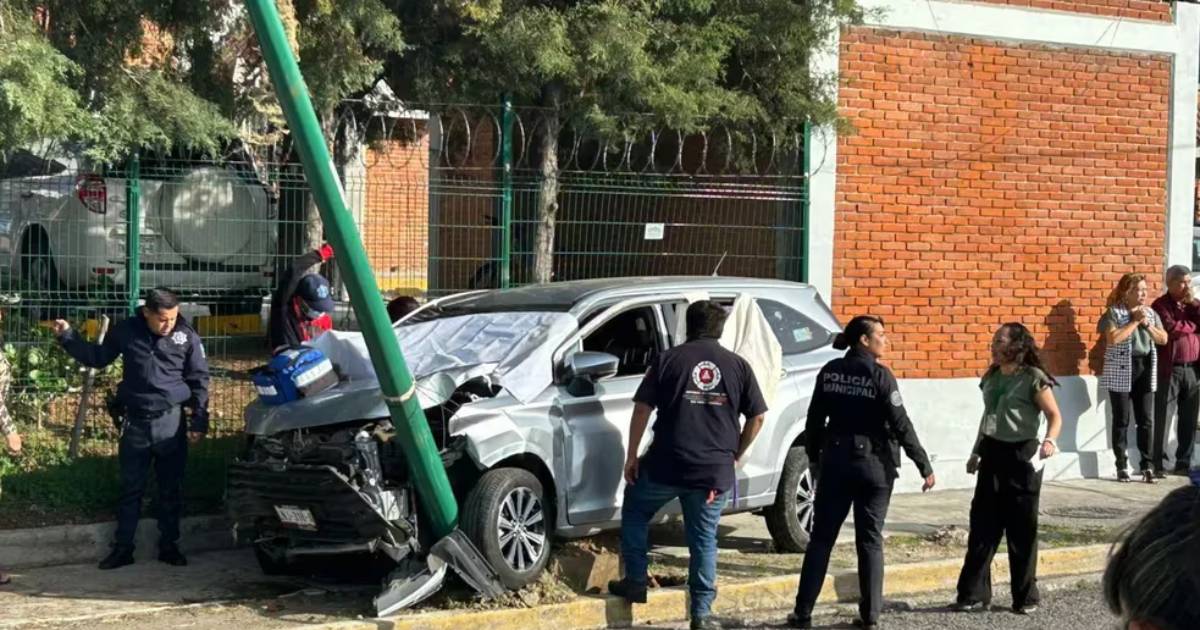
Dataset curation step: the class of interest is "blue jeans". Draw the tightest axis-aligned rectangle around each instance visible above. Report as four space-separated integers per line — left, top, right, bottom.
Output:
619 474 728 619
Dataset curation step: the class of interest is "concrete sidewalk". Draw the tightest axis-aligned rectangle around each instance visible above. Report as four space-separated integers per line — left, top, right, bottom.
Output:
0 477 1187 629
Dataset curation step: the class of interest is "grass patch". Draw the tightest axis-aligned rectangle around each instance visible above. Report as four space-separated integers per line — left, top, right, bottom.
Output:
0 430 241 529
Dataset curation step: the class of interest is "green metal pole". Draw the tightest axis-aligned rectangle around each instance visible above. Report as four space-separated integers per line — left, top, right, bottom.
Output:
800 121 811 284
498 96 514 289
126 153 141 314
244 0 459 538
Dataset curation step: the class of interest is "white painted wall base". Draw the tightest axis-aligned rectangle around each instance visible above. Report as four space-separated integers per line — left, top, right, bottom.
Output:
890 376 1184 494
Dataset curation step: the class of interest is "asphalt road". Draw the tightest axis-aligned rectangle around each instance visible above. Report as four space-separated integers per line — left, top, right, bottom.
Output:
654 575 1119 630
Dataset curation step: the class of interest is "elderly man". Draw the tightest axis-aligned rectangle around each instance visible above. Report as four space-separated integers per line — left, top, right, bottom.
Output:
1150 265 1200 478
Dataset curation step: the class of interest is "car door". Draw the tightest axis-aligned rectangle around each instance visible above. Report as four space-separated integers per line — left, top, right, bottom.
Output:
553 295 681 527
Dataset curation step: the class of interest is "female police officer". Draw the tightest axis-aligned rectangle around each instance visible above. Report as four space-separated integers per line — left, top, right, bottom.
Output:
788 315 936 630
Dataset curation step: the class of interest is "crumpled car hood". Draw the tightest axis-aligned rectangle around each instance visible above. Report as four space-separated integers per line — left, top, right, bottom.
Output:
244 311 578 435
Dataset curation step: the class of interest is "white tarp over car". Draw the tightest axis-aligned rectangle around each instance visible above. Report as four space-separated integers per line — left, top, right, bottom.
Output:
310 311 579 408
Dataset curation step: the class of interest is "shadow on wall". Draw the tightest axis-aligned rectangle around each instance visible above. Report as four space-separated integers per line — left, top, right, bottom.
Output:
1042 300 1100 477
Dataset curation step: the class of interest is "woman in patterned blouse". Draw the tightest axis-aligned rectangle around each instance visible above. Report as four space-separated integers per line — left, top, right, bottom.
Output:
0 294 21 585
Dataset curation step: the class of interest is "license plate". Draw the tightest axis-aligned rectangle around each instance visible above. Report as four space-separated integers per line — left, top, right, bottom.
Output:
274 505 317 530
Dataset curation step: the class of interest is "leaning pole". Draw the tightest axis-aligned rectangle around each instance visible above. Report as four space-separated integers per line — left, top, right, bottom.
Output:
243 0 503 613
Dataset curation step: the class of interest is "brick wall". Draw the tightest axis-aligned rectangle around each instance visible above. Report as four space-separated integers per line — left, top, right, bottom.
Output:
967 0 1172 21
362 127 431 295
834 28 1171 378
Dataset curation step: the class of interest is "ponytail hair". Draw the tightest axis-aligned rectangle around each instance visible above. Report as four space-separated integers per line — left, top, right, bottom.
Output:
834 315 885 351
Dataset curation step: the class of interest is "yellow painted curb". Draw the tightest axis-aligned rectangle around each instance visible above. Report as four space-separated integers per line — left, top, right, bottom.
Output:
314 544 1110 630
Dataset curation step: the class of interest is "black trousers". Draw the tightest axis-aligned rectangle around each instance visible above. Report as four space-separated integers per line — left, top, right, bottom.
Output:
956 437 1042 609
1153 363 1200 472
1109 354 1154 472
114 406 188 550
794 437 894 624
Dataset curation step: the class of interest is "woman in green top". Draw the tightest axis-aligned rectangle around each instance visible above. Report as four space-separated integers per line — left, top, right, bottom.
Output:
1099 273 1167 483
952 322 1063 616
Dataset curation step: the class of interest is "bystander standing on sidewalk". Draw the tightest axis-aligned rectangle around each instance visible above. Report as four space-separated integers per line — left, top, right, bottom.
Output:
608 301 767 630
788 315 935 630
1101 273 1168 483
1150 265 1200 479
953 323 1062 616
0 293 21 586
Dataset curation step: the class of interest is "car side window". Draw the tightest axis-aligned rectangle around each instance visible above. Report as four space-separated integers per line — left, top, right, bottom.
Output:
757 299 832 355
581 306 662 377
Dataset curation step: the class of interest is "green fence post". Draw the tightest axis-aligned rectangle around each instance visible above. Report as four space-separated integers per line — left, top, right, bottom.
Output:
243 0 459 538
499 95 514 289
800 120 811 285
126 153 141 314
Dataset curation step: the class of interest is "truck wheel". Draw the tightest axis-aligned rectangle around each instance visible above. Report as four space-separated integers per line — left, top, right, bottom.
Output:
461 468 551 589
763 446 816 553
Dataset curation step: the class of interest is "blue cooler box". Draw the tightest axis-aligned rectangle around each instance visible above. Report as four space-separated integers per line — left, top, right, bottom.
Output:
252 347 338 405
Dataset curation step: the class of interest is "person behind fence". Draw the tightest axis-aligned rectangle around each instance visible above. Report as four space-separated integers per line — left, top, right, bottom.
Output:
1150 265 1200 479
787 315 936 630
0 293 22 586
608 300 767 630
268 243 336 353
1101 273 1168 483
52 287 210 571
386 295 420 323
952 322 1063 616
1103 482 1200 630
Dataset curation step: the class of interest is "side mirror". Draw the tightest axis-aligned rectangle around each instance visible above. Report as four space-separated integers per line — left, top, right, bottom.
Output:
564 351 619 396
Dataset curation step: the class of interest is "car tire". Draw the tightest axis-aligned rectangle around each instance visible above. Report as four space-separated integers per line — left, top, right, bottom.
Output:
461 468 551 590
252 539 293 576
20 235 68 320
763 446 816 553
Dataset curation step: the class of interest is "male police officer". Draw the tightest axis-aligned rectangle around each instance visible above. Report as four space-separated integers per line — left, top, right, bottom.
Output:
53 287 210 570
609 300 767 630
789 315 935 629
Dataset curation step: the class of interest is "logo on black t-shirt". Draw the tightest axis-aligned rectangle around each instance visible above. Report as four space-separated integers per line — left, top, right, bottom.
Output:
692 361 722 392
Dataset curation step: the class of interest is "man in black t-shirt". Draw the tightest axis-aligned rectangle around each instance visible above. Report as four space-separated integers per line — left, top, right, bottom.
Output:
608 301 768 630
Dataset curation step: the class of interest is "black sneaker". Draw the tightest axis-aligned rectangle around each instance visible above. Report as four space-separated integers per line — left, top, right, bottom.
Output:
950 600 987 612
98 546 135 570
785 613 812 629
1153 469 1168 480
1013 604 1039 615
690 617 724 630
1141 470 1157 484
1117 469 1131 483
158 545 188 566
1172 465 1190 477
852 619 880 630
607 579 647 604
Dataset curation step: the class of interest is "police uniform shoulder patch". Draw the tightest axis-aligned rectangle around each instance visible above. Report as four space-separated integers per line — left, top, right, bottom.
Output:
171 331 188 346
889 390 903 407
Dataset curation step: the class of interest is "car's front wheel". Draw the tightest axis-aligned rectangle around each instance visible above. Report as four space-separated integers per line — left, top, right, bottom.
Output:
461 468 551 589
763 446 816 553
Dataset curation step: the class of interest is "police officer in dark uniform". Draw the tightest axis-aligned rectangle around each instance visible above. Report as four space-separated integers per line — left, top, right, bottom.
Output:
53 287 210 570
788 315 936 629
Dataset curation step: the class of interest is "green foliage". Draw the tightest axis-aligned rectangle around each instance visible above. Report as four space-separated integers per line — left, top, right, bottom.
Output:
0 10 89 152
393 0 865 134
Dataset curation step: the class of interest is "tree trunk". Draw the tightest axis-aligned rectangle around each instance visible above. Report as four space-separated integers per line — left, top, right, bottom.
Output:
301 113 337 255
533 88 562 284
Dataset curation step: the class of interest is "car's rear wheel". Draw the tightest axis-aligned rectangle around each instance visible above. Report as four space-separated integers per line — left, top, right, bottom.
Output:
763 446 816 553
20 234 68 320
461 468 551 589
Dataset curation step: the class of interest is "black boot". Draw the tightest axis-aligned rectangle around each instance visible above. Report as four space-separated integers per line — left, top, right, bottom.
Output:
98 546 135 570
607 579 647 604
158 544 188 566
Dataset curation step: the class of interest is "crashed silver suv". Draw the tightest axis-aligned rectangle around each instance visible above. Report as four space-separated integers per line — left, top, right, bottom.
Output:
227 277 840 596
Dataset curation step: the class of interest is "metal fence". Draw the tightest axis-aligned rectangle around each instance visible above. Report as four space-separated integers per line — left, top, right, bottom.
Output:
0 104 808 524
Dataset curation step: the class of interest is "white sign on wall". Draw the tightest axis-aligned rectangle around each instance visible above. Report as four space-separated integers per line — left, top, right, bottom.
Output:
644 223 665 240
